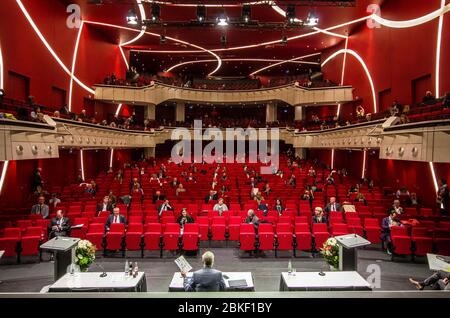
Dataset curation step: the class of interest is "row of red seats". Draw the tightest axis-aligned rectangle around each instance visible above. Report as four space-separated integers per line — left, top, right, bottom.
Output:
0 227 44 262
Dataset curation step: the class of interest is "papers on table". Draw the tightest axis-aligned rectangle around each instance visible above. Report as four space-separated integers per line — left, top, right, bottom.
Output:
427 253 450 272
175 256 192 273
0 250 4 259
70 224 84 229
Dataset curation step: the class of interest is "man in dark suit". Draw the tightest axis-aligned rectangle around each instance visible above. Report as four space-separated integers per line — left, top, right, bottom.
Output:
152 190 166 204
96 196 114 215
105 207 126 231
381 211 400 255
323 197 343 215
49 210 71 239
31 196 49 219
204 190 218 203
438 178 449 216
182 251 226 292
157 199 174 217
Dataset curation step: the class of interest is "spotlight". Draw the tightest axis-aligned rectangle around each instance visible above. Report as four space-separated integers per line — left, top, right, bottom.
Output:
242 4 251 23
126 9 138 25
197 5 206 23
151 4 160 22
220 35 227 46
160 34 166 44
286 4 296 24
217 10 229 26
305 12 319 26
281 36 288 45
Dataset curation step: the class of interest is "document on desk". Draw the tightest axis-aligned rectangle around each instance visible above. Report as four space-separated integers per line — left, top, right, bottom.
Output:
175 256 192 273
427 253 450 272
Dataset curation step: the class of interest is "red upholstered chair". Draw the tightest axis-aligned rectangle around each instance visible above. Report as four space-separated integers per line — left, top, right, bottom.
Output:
128 215 143 224
21 227 43 260
294 223 312 252
97 211 111 218
125 223 143 254
160 215 176 224
17 220 33 234
0 228 21 259
91 216 108 224
144 216 159 224
331 223 349 237
364 218 381 244
257 223 275 252
162 223 180 253
411 227 433 257
211 216 226 241
71 217 89 239
181 223 200 252
105 223 126 255
312 223 330 252
390 226 412 258
239 224 256 252
434 229 450 256
197 217 210 241
227 216 241 241
143 223 162 257
275 223 293 256
419 208 433 217
85 223 105 251
347 217 364 237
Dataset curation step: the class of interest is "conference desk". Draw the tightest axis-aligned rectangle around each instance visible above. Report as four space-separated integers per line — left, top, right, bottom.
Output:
48 272 147 292
280 271 372 291
169 272 254 292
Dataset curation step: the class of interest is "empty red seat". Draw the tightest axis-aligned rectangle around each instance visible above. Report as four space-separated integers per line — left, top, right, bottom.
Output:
391 226 412 257
295 223 312 252
364 218 381 244
162 223 180 252
257 223 275 252
420 208 433 217
85 223 105 250
197 217 210 241
411 227 433 257
211 216 226 241
276 223 293 253
228 216 241 241
71 217 89 239
434 229 450 256
239 224 256 251
21 227 43 259
144 216 159 224
331 223 349 237
143 223 162 255
346 218 364 237
125 223 143 252
0 228 21 258
312 223 330 251
128 216 143 224
17 220 33 234
181 223 199 251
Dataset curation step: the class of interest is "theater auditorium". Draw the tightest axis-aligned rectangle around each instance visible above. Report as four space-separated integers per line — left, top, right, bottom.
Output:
0 0 450 299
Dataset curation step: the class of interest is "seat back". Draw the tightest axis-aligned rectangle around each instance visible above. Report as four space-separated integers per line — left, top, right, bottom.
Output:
88 223 104 233
109 223 125 233
312 223 328 233
24 226 43 237
127 223 143 233
277 223 292 233
183 223 199 233
144 223 161 234
4 227 21 238
364 218 379 227
164 223 180 234
391 226 409 237
258 223 274 233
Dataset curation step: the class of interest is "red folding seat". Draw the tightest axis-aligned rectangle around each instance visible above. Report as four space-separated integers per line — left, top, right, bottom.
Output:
144 215 159 224
331 223 349 237
17 220 33 234
329 212 344 225
346 218 364 237
85 223 105 250
143 223 162 256
125 223 143 252
390 226 412 257
434 229 450 256
211 216 226 241
257 223 275 252
97 211 111 218
181 223 200 251
239 224 256 251
411 227 433 257
438 222 450 231
21 227 43 259
160 215 176 224
197 217 210 241
276 223 293 255
278 216 292 225
128 215 143 224
312 223 330 251
295 216 309 224
404 207 418 217
81 211 96 220
227 216 241 241
295 223 312 252
162 223 180 252
420 208 433 217
0 228 21 258
105 223 126 253
71 217 89 239
364 218 381 244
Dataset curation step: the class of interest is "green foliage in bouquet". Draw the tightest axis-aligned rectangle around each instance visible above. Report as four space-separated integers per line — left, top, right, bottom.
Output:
320 237 339 269
75 240 96 272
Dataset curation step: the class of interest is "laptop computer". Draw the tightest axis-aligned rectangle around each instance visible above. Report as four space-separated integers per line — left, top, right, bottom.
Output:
228 279 248 288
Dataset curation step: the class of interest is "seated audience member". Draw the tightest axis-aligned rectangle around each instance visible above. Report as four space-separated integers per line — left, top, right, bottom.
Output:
170 177 180 188
406 192 421 207
245 209 260 228
31 196 49 219
381 211 400 255
48 193 61 209
175 183 186 196
108 190 117 207
49 210 71 239
443 92 450 109
158 199 174 216
182 251 225 292
177 208 194 229
437 178 449 217
213 198 228 215
388 199 404 215
288 174 296 188
422 90 436 104
262 183 272 197
152 190 166 204
254 192 265 205
399 113 409 125
348 184 359 195
355 192 367 205
312 207 327 224
105 207 126 231
205 189 218 203
115 169 124 184
409 271 450 290
96 196 114 214
396 186 410 198
324 197 343 214
274 198 285 216
308 167 316 178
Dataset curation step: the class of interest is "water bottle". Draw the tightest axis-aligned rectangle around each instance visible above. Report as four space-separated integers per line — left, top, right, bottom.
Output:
129 261 133 276
133 262 139 278
288 260 292 275
124 260 129 277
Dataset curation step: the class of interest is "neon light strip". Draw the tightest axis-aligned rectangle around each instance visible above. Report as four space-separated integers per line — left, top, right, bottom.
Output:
331 149 334 170
322 49 377 113
429 162 439 193
336 37 349 117
80 149 85 181
0 44 3 89
115 103 123 116
119 46 130 69
68 22 84 112
361 150 367 179
0 161 9 195
120 0 146 47
143 0 269 7
313 27 348 39
83 21 221 76
249 53 321 76
166 57 319 73
371 4 450 28
16 0 95 95
109 149 114 169
436 0 446 97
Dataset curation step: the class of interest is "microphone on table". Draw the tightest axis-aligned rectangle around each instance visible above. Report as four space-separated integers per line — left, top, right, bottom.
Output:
95 262 108 278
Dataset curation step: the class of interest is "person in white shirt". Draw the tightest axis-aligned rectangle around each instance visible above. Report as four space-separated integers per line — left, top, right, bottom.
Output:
105 207 126 231
213 198 228 215
48 193 61 208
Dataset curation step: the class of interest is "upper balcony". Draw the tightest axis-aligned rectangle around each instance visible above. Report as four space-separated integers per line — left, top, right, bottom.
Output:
93 81 354 106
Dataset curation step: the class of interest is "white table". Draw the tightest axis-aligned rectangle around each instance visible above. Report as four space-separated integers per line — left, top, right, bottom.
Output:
48 272 147 292
169 271 254 291
280 271 371 291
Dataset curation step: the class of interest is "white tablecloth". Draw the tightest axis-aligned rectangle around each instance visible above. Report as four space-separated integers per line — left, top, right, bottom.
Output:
280 271 371 291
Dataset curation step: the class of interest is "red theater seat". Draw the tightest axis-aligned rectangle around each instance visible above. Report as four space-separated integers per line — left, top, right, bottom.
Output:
227 216 241 241
211 217 226 241
162 223 180 253
434 229 450 256
275 223 293 255
239 224 256 252
312 223 330 251
411 227 433 257
85 223 105 251
197 217 210 241
105 223 126 254
125 223 143 252
181 224 200 251
21 227 43 260
390 226 412 258
295 223 312 252
143 223 162 256
257 223 275 252
0 228 21 258
364 218 381 244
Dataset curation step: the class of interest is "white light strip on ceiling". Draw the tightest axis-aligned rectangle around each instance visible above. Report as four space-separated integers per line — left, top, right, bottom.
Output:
336 37 349 117
144 0 269 7
361 149 367 179
115 103 123 116
0 161 9 195
80 149 85 181
120 0 147 47
331 149 334 170
436 0 446 97
166 57 319 73
109 149 114 169
429 162 439 193
313 27 348 39
249 53 321 76
371 4 450 28
322 49 377 113
119 46 130 69
16 0 95 95
68 22 85 112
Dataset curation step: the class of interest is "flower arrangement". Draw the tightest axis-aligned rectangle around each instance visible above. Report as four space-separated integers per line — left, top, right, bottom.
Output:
320 237 339 269
74 239 96 272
